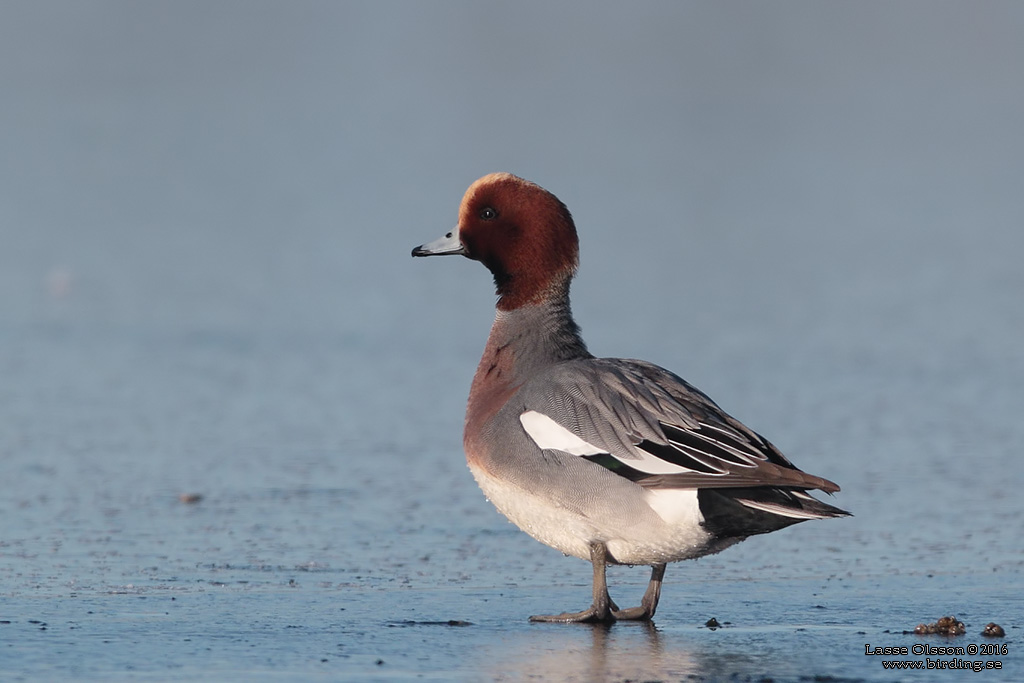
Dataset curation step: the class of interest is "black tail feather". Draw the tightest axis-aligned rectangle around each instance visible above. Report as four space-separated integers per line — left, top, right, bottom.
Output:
698 487 850 539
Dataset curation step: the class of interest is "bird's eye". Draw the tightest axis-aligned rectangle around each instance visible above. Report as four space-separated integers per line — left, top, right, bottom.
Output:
479 207 497 221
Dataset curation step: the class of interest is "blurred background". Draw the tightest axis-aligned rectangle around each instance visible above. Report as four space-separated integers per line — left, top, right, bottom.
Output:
3 0 1021 498
1 1 1022 678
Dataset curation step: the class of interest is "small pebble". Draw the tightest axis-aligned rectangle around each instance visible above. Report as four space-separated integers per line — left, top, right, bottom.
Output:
981 623 1005 638
914 615 965 636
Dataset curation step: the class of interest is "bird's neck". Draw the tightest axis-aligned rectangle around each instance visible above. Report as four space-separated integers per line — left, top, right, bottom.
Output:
464 288 591 444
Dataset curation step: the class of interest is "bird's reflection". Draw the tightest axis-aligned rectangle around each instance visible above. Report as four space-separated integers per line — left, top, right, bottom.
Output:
483 619 703 682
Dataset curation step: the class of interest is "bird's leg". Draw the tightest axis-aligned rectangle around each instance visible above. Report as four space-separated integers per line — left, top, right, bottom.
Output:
612 563 666 621
529 542 615 623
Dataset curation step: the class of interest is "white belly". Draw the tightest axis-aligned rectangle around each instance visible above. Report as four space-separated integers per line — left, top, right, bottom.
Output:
468 463 728 565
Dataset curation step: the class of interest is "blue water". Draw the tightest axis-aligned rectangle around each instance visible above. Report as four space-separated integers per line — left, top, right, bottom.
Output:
2 2 1022 680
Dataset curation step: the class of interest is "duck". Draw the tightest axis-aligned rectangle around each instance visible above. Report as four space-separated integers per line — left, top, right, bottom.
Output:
412 172 849 623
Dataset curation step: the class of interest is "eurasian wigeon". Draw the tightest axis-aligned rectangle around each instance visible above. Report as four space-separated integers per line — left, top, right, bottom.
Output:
413 173 849 623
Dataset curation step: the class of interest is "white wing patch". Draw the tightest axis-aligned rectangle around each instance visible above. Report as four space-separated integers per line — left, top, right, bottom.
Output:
519 410 694 475
519 410 605 456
